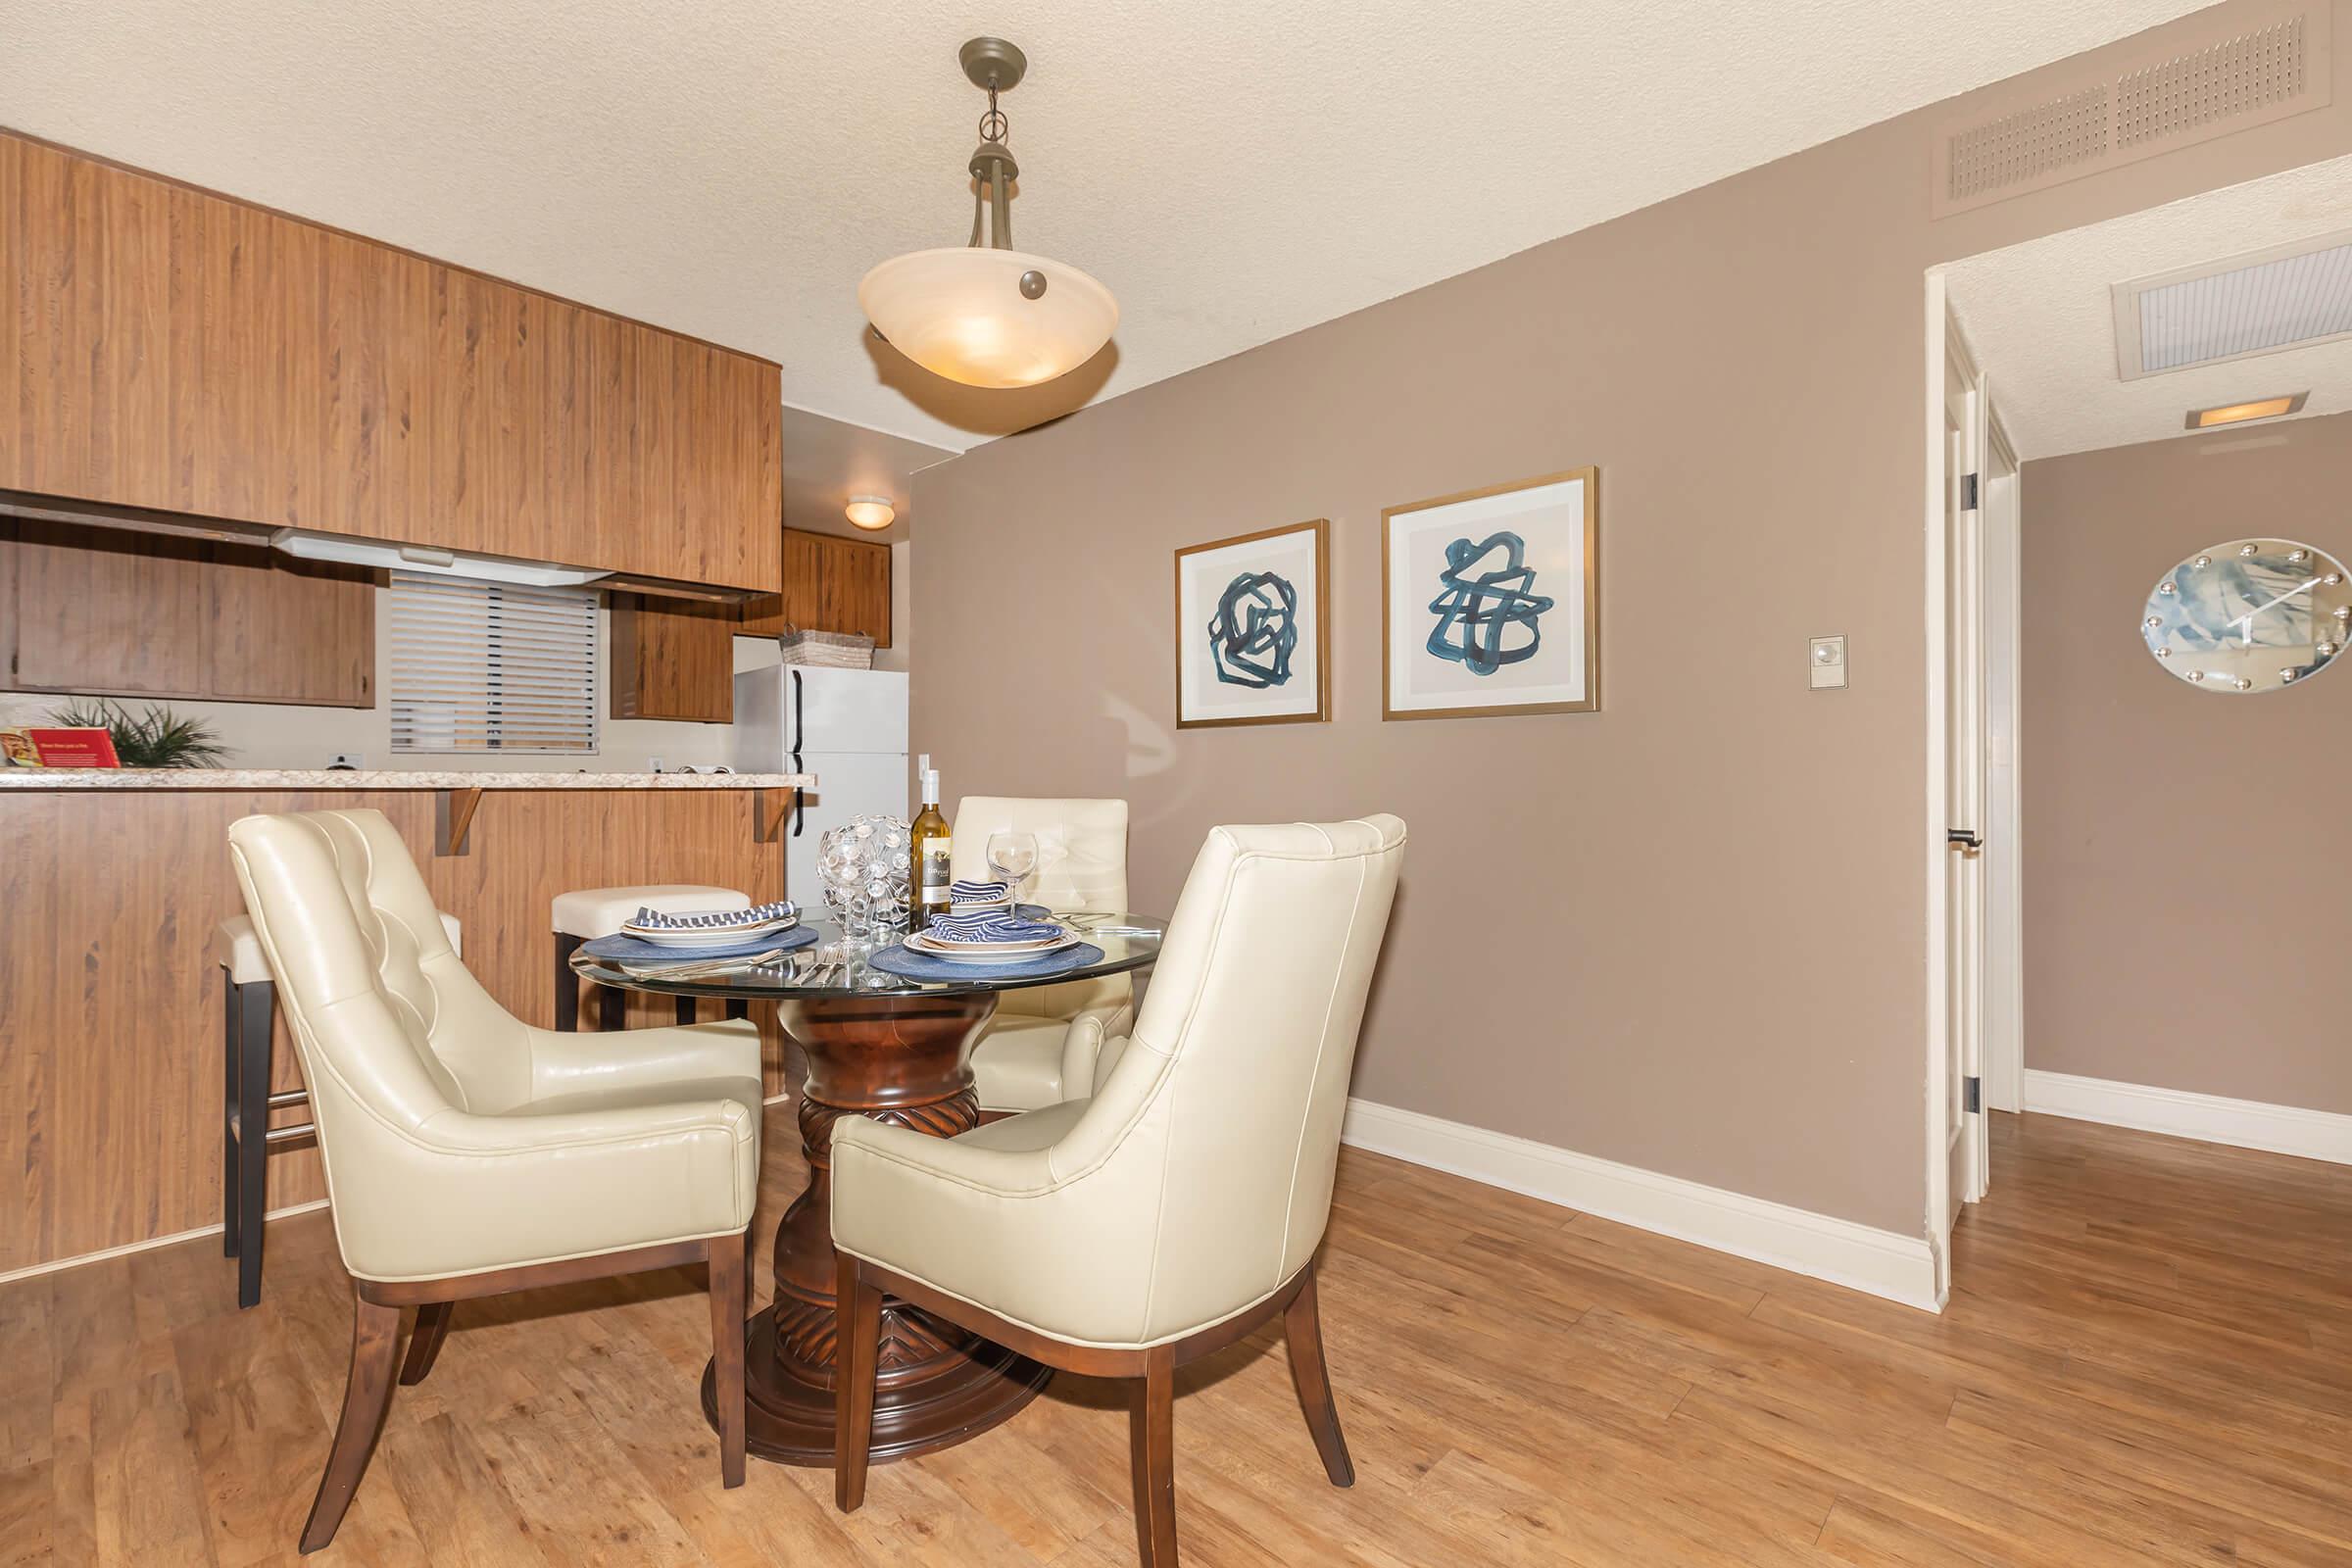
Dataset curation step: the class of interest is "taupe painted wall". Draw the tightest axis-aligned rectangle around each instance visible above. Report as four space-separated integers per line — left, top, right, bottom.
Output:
2025 413 2352 1115
911 2 2352 1235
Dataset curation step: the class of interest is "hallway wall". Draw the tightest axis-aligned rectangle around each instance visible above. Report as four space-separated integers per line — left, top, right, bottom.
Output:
2024 411 2352 1116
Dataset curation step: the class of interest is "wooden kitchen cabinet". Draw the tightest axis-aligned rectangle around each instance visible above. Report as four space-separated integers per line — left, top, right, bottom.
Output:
0 520 374 707
740 528 892 645
0 130 782 593
205 544 375 706
611 592 736 722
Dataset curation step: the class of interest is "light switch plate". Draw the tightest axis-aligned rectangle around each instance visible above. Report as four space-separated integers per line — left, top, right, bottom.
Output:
1808 635 1847 690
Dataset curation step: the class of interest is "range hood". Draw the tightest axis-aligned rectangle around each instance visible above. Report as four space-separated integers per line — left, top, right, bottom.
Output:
269 528 612 588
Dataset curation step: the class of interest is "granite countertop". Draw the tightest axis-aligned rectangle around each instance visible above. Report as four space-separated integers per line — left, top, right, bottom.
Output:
0 768 815 791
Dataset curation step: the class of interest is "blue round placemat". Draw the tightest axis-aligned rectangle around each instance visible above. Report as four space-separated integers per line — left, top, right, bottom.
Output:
867 940 1105 983
580 924 818 963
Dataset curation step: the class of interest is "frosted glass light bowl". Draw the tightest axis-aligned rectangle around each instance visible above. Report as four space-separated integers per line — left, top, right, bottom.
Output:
858 247 1117 389
816 815 912 932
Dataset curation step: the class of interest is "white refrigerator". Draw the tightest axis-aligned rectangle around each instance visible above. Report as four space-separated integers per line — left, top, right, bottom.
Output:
734 665 908 904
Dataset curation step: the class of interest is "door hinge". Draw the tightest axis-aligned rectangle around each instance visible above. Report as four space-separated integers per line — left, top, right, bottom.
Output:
1964 1075 1983 1114
1960 472 1980 511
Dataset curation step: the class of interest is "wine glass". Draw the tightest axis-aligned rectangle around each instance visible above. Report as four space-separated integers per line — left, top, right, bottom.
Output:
987 829 1039 908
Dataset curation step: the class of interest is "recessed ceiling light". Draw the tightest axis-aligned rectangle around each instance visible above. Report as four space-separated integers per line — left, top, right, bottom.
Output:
2185 393 2307 430
844 496 896 531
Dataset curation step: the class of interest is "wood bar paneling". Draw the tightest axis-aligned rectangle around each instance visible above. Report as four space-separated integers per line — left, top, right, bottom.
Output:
0 787 788 1275
0 129 783 593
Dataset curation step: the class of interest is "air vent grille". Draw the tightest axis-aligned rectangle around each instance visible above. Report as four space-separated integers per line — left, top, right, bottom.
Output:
2113 229 2352 379
2116 13 2308 148
1947 87 2110 202
1932 2 2329 219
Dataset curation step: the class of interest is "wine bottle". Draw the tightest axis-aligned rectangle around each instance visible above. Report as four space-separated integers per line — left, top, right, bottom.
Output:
908 760 952 929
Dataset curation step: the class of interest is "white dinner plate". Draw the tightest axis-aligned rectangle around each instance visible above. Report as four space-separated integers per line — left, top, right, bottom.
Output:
619 916 800 949
904 928 1081 961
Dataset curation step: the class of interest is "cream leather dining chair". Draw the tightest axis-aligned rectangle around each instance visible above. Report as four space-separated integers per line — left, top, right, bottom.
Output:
833 814 1406 1568
226 808 762 1554
950 796 1133 1112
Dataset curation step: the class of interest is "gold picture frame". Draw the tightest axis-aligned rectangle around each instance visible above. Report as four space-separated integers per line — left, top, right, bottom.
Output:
1173 518 1331 729
1381 466 1598 721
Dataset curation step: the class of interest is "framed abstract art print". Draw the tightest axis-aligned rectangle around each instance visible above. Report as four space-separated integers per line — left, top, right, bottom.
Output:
1173 518 1330 729
1382 467 1598 720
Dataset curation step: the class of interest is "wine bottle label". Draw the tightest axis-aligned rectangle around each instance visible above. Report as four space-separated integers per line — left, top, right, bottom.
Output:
920 838 952 901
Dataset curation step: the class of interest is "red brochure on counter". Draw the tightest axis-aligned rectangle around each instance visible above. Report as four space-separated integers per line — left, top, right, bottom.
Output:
24 727 122 767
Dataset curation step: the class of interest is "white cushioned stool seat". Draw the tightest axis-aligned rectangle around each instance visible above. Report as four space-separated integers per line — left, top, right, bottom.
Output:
218 909 461 984
552 884 749 939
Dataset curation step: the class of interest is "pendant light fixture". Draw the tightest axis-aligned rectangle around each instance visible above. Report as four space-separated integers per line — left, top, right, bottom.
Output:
858 38 1117 390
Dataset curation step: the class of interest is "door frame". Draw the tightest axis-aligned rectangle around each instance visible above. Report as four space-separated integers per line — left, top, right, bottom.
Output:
1981 414 2026 1115
1925 272 1955 1302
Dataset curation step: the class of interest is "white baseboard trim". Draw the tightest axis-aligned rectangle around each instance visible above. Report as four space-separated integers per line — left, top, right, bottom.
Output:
0 1198 331 1287
1340 1099 1941 1313
2023 1069 2352 1166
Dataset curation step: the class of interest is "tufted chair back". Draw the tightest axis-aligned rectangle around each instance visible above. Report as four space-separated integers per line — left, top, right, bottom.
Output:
951 796 1130 1021
232 808 531 1113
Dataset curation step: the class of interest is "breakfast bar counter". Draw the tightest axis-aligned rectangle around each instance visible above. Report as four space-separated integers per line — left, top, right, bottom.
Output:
0 770 812 1277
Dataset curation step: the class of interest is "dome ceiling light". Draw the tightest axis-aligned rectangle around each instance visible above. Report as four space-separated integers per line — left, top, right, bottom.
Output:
858 37 1117 390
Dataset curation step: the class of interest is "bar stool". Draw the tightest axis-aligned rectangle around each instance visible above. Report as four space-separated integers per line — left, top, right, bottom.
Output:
219 908 461 1309
553 884 753 1031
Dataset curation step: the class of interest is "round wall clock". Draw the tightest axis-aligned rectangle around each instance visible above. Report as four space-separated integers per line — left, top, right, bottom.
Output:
2141 538 2352 694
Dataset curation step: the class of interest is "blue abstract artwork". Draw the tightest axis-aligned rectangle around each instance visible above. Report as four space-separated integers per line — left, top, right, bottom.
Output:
1207 570 1300 689
1425 532 1554 676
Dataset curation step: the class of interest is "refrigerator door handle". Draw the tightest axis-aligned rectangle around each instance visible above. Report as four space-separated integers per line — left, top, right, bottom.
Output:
790 668 807 837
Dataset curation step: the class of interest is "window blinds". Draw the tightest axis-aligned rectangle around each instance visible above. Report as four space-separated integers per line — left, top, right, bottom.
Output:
387 571 599 753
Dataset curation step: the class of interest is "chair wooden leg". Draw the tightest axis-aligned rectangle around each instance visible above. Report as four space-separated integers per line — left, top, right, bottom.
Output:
1128 1347 1180 1567
723 998 748 1021
708 1231 747 1488
235 981 274 1309
833 1250 883 1512
398 1301 454 1387
598 983 626 1032
221 973 241 1259
1282 1262 1354 1487
300 1294 401 1554
676 994 699 1026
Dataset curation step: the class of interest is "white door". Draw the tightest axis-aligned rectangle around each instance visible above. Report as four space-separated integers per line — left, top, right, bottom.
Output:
1944 345 1991 1212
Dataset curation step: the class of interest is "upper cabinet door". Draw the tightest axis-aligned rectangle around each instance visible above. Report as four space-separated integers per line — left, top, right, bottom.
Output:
0 132 783 593
2 521 212 697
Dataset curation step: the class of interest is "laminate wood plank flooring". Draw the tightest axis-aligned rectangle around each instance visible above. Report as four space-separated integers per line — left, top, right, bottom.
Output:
4 1109 2346 1565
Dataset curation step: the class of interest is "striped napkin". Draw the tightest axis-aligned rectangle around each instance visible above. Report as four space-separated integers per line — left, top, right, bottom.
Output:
948 878 1012 907
924 909 1061 945
629 899 797 931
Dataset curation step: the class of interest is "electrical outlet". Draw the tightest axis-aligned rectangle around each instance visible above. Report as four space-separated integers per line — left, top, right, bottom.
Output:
329 752 366 770
648 757 664 773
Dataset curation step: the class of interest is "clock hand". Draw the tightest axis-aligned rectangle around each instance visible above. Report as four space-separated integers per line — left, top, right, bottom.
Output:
2234 577 2320 640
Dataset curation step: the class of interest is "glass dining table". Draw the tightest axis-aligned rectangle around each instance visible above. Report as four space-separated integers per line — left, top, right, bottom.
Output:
571 913 1164 1469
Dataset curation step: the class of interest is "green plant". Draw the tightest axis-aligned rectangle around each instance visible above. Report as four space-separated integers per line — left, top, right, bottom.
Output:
48 699 229 769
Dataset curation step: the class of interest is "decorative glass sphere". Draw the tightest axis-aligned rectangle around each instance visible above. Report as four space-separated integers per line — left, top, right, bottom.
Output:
816 815 911 928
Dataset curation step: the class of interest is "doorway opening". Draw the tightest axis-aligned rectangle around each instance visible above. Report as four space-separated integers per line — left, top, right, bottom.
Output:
1927 152 2352 1296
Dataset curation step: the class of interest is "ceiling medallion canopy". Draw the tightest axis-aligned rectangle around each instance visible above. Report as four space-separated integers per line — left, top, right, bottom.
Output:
858 37 1118 390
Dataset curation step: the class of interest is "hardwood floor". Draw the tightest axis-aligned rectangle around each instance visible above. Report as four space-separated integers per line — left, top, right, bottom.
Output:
4 1108 2348 1565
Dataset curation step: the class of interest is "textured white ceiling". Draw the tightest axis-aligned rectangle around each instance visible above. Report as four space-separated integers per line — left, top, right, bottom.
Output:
2 0 2211 452
1945 154 2352 461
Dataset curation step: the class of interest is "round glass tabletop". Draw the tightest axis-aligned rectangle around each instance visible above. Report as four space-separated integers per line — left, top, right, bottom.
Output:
568 912 1165 1001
